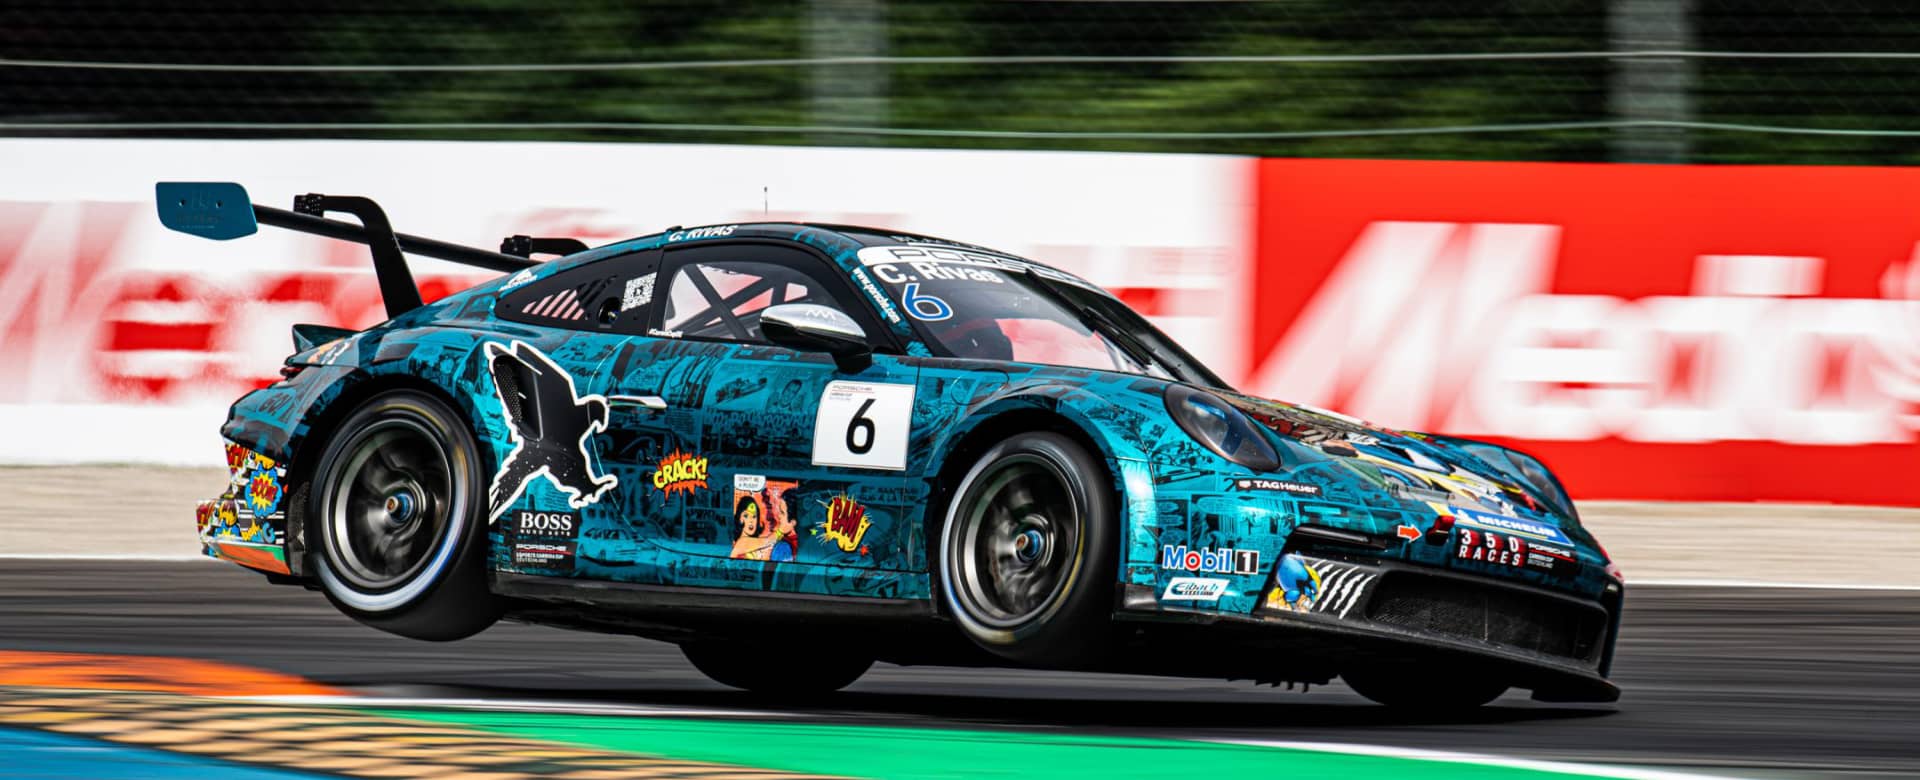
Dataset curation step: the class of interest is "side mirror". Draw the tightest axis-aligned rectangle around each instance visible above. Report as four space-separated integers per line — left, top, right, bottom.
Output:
762 304 873 373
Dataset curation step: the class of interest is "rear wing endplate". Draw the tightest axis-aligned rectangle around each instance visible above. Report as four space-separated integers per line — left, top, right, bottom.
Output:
155 181 536 319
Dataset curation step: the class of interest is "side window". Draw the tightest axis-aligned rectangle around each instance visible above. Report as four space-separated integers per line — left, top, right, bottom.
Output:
656 258 844 343
498 251 660 334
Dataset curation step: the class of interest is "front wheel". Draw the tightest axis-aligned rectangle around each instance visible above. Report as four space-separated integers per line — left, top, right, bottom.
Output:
1342 666 1509 710
938 431 1116 666
310 390 499 641
682 642 871 695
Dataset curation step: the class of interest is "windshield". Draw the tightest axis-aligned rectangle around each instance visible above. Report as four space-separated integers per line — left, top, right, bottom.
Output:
858 245 1227 387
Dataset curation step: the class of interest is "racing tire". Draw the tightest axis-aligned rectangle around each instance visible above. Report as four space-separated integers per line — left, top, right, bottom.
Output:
681 642 872 695
1342 666 1509 710
938 431 1117 666
309 390 499 641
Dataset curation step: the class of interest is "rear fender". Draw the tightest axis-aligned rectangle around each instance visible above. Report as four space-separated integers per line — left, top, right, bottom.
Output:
218 326 506 576
220 364 364 468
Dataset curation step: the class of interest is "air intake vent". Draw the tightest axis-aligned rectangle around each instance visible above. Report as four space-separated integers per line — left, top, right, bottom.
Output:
493 360 536 438
1365 574 1607 661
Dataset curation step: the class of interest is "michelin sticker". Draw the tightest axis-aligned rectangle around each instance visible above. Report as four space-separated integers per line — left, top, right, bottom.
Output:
1449 508 1572 545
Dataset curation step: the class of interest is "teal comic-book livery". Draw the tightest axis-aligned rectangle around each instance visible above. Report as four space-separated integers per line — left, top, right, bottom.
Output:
165 182 1623 707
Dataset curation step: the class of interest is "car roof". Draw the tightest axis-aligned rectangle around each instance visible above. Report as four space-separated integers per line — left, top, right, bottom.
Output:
568 222 1096 289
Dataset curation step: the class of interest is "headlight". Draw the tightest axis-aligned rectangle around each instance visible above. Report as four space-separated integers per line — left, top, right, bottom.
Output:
1164 385 1280 472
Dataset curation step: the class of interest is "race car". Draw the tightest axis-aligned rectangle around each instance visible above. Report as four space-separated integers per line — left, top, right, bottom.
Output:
161 182 1623 709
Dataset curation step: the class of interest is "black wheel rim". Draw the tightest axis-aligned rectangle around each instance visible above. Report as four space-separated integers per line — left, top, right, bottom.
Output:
324 416 453 592
952 453 1081 629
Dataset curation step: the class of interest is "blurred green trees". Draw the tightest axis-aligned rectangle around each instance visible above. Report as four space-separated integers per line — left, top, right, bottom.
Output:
3 0 1919 163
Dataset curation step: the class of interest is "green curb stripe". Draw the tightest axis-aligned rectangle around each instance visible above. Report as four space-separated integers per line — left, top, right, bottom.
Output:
372 707 1611 780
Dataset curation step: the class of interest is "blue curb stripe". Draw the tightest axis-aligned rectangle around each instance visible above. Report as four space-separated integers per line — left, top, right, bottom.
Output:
0 726 332 780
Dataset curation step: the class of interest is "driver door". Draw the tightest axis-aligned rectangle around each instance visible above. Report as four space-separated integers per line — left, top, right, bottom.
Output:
598 241 923 597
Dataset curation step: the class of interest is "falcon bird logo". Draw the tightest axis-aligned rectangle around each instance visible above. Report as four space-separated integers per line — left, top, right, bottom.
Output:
484 341 618 522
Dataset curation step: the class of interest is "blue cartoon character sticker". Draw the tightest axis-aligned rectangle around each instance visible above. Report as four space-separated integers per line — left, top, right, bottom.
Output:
1266 554 1378 618
1268 553 1323 612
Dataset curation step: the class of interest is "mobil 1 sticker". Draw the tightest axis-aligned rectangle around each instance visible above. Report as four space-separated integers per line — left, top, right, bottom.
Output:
812 381 915 470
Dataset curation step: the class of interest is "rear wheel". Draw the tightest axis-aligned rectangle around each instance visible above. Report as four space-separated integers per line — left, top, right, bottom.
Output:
681 641 871 695
938 431 1116 666
1342 666 1509 710
310 390 498 641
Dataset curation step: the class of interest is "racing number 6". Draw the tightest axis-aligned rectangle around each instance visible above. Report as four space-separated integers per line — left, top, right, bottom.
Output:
845 398 876 454
812 381 916 471
902 283 953 322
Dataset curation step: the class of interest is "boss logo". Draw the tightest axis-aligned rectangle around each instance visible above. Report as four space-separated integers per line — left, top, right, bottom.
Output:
515 510 578 535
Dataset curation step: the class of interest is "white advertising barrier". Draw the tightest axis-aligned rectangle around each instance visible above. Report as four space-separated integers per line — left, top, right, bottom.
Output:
0 139 1244 465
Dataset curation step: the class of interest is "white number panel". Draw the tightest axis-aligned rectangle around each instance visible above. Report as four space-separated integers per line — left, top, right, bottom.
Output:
811 381 916 470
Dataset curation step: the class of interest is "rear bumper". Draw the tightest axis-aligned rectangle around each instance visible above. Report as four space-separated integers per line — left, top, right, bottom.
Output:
1117 553 1622 702
195 440 292 576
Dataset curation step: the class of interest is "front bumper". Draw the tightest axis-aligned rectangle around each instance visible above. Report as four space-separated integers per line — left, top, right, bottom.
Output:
195 441 292 575
1118 553 1622 702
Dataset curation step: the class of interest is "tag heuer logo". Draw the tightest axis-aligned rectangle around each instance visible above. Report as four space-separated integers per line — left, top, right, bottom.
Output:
1233 478 1321 496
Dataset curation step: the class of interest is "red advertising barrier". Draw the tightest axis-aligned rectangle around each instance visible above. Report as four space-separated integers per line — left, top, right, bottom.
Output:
1245 158 1920 505
0 201 494 404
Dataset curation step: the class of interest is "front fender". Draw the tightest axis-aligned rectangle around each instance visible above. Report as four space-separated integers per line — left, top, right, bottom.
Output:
923 376 1189 593
930 381 1157 467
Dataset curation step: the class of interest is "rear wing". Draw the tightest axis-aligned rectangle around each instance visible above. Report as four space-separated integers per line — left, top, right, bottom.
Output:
155 182 537 319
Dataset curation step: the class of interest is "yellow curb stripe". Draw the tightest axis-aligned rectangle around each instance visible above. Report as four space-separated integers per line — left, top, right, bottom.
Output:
0 687 838 779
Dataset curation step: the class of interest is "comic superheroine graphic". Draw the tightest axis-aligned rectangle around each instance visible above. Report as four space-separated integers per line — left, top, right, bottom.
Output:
730 480 799 561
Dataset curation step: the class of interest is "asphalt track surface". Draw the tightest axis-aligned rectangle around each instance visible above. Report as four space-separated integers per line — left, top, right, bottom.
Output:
1 560 1915 778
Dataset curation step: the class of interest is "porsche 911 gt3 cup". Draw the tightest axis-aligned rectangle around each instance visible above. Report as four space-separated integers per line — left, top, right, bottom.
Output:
162 181 1623 708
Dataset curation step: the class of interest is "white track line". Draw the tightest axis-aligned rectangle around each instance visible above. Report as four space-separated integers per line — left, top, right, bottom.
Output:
1225 740 1746 780
250 695 1750 779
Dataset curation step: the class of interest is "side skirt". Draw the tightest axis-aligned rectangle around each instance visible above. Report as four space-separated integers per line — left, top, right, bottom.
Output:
492 572 932 619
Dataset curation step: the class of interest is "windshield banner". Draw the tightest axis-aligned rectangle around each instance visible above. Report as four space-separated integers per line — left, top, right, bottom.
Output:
856 245 1092 287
